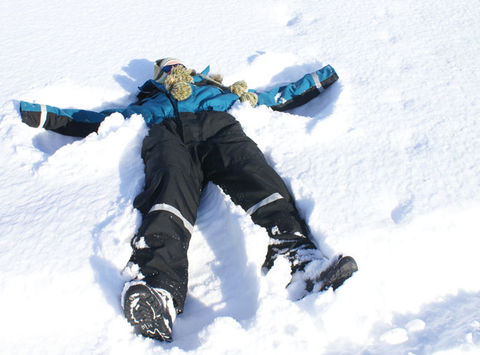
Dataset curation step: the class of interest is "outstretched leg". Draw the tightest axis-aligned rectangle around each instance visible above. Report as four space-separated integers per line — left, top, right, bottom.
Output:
202 113 357 297
127 120 204 314
122 119 205 341
202 115 318 263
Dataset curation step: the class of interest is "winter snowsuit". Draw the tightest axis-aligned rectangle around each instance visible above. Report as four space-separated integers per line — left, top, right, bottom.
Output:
19 64 338 312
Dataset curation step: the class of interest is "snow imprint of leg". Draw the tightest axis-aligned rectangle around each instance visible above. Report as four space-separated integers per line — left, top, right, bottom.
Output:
391 197 414 224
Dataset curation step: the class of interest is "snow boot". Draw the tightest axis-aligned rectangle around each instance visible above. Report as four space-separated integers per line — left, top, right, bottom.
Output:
305 255 358 293
288 254 358 300
122 281 177 342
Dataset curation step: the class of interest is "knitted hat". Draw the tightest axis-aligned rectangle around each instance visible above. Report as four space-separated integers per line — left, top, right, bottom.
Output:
153 58 184 83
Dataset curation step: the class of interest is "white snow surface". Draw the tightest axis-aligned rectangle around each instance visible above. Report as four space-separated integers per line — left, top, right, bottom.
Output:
1 0 480 354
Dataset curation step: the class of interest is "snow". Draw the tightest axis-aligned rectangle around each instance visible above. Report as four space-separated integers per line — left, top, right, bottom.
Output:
1 0 480 354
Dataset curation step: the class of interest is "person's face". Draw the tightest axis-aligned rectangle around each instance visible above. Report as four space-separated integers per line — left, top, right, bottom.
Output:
162 64 184 75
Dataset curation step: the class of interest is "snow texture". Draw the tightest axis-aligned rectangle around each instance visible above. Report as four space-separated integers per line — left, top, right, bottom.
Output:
1 0 480 354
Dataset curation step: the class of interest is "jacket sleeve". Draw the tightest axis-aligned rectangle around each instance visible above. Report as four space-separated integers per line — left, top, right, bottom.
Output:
19 101 107 137
255 65 339 111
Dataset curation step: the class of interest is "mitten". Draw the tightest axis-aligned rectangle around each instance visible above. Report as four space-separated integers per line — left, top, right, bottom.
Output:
170 82 192 101
239 92 258 107
165 66 194 90
229 80 248 96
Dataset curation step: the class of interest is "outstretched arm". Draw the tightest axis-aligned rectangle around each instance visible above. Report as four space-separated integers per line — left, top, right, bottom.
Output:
19 101 108 137
255 65 338 111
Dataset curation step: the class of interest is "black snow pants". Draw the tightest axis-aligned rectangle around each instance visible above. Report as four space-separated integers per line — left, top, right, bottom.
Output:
129 111 316 312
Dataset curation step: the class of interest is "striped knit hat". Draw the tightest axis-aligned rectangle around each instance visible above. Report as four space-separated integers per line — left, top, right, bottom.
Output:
153 58 184 83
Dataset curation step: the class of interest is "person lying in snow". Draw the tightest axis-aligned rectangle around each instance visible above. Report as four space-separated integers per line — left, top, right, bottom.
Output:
19 58 358 342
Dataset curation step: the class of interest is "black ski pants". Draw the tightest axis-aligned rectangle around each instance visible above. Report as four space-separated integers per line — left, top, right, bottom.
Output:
129 111 315 312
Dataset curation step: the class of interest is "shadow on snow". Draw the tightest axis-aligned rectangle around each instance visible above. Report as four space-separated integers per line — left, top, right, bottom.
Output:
325 291 480 355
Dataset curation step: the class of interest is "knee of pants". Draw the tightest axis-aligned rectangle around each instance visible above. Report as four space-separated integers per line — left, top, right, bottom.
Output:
134 167 202 220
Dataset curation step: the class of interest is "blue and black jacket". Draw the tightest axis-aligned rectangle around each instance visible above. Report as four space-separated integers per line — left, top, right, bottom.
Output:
19 65 338 137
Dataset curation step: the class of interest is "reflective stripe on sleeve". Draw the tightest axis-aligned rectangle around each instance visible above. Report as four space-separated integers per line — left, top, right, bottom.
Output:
39 104 48 128
148 203 194 234
311 71 325 92
246 193 284 216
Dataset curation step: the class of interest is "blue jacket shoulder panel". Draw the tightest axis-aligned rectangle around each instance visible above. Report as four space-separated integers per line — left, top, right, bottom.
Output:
177 85 239 114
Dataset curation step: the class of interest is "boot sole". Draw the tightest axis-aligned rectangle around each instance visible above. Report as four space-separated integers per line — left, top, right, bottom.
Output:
319 255 358 291
123 284 173 342
304 255 358 293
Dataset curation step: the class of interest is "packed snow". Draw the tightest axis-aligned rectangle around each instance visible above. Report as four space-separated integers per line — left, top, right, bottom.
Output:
1 0 480 354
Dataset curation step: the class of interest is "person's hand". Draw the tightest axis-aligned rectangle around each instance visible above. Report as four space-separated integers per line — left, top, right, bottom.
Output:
170 82 192 101
229 80 248 96
165 66 194 101
239 92 258 107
